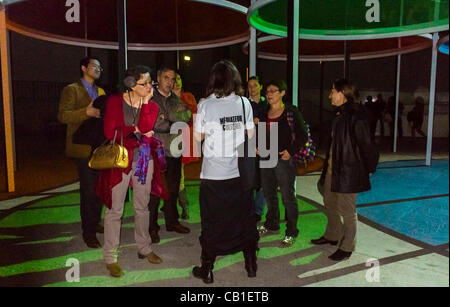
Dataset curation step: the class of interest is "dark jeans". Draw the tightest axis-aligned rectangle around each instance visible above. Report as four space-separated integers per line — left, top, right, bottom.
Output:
148 156 182 231
76 158 103 237
260 159 299 238
254 188 265 216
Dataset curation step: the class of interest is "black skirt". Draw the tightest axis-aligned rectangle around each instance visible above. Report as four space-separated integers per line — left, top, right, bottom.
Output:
199 177 259 256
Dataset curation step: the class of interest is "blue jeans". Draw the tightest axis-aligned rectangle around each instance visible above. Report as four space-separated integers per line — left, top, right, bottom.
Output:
254 188 265 216
260 159 298 238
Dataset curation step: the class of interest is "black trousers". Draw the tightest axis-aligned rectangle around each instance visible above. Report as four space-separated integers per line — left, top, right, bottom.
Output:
148 156 182 231
76 158 103 237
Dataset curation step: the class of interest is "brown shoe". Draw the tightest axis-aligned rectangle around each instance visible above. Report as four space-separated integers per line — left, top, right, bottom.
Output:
166 223 190 234
106 262 124 278
83 234 101 248
138 251 162 264
150 230 160 244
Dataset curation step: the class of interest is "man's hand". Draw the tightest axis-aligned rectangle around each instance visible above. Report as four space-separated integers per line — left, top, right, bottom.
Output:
279 150 291 161
86 100 101 118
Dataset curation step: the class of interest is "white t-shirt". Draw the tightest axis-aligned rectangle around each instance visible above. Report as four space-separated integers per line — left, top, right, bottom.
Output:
194 93 254 180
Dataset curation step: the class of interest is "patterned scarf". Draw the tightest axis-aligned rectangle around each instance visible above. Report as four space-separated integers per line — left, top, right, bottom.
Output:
134 136 152 184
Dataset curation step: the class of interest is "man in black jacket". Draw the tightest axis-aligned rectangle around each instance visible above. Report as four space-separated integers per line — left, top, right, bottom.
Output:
311 79 379 261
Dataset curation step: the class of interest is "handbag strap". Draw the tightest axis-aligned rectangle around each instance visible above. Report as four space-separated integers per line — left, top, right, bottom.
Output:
240 96 247 131
111 129 124 146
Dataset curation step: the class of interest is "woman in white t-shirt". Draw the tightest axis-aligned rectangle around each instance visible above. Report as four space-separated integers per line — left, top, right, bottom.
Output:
193 60 259 284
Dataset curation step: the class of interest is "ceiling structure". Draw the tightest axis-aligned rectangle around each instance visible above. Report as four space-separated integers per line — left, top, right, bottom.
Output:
243 35 434 62
5 0 251 50
248 0 449 40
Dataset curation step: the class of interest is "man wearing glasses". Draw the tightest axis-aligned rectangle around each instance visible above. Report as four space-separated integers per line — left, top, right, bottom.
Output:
58 56 106 248
147 67 192 243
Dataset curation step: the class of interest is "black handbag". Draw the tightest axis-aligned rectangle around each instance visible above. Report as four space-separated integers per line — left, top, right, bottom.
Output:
237 96 258 191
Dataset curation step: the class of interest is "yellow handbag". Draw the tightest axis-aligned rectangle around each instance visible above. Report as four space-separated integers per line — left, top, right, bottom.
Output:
88 130 129 170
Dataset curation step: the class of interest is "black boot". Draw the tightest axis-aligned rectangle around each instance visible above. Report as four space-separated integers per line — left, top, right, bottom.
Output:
178 188 189 220
192 259 214 284
243 247 257 278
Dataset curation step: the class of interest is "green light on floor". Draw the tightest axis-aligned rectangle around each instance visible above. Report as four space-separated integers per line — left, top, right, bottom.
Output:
0 243 137 278
44 267 192 287
28 193 81 208
0 180 331 286
0 235 23 239
0 249 103 277
15 236 74 246
0 201 133 228
290 252 323 266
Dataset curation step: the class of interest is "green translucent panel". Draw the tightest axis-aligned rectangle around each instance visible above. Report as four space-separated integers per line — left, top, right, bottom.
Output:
249 0 449 39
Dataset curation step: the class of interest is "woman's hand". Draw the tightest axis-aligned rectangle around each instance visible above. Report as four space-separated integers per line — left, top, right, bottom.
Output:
143 87 154 104
135 127 154 138
279 149 291 161
142 130 155 138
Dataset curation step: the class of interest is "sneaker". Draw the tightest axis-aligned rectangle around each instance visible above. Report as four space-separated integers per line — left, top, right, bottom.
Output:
257 226 268 235
280 236 295 247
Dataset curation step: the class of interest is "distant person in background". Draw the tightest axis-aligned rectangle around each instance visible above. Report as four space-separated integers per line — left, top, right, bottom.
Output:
311 79 379 261
375 94 386 137
247 76 268 124
173 72 198 220
247 76 268 221
386 96 404 138
58 56 105 249
364 95 377 141
407 96 426 138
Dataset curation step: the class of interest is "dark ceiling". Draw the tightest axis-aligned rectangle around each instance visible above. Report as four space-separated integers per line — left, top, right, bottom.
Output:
6 0 250 44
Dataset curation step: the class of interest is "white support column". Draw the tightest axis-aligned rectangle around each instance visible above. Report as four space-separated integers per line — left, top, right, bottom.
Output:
249 0 257 77
426 32 438 166
292 0 299 107
249 27 257 77
0 6 16 192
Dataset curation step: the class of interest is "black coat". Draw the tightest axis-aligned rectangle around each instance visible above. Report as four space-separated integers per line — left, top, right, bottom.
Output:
72 95 108 149
320 102 379 193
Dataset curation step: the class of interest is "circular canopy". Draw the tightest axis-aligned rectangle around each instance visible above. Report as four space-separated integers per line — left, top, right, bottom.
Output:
248 0 449 40
243 35 432 61
5 0 250 50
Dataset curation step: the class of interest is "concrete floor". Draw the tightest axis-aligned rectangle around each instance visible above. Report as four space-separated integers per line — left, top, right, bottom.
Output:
0 151 448 288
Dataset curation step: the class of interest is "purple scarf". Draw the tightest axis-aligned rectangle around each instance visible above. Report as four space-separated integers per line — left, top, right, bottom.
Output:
134 136 152 184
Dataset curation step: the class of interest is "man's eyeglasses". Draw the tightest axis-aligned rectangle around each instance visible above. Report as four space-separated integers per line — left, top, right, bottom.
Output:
89 65 104 72
266 89 280 94
137 81 153 87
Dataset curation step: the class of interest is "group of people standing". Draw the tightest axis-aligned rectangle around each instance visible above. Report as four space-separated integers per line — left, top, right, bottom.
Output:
364 93 427 140
58 57 379 282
